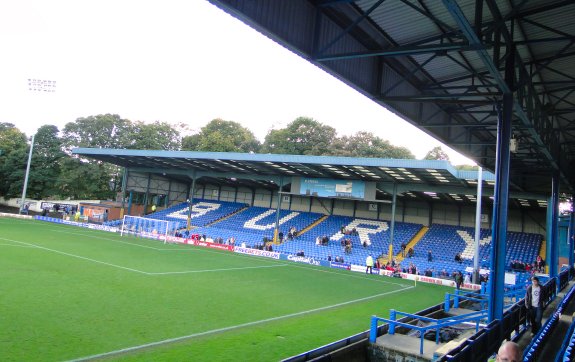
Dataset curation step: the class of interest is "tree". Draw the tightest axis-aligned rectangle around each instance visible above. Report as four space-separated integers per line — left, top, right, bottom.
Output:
424 146 450 161
262 117 336 155
325 131 415 159
55 157 114 200
0 123 28 197
181 119 260 153
129 121 181 150
61 114 134 198
61 114 133 151
28 125 65 199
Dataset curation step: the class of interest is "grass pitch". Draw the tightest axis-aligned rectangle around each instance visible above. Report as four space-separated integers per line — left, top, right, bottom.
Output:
0 218 450 361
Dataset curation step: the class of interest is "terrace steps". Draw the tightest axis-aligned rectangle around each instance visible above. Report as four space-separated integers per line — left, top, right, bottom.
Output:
395 226 429 263
296 214 329 236
203 206 249 228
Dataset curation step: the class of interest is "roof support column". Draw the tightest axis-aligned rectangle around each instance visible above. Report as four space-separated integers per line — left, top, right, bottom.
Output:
488 72 513 322
187 172 197 231
165 180 172 207
569 209 575 268
548 173 560 278
143 173 151 215
274 177 284 243
389 183 398 255
127 190 133 216
120 167 129 219
473 167 483 284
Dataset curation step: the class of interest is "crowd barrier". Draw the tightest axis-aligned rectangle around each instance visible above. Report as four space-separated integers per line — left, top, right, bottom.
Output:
369 310 486 355
524 276 575 361
442 270 570 362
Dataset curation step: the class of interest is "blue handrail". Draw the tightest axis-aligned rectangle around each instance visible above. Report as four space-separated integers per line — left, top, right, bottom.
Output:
370 310 487 355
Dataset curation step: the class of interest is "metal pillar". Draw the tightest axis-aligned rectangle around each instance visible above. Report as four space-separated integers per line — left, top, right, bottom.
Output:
473 167 483 284
549 173 560 277
19 134 35 214
546 195 553 274
389 183 398 252
569 210 575 268
187 174 197 231
165 180 172 207
274 177 284 242
488 95 513 322
127 191 133 216
143 173 151 215
120 167 128 219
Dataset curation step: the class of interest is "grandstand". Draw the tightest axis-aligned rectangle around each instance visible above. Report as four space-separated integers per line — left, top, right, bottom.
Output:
64 146 573 361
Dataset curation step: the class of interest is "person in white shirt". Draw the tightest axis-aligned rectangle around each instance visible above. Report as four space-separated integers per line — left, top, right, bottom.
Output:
525 276 543 335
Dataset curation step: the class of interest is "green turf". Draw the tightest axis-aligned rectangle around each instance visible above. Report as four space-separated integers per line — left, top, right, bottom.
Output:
0 218 451 361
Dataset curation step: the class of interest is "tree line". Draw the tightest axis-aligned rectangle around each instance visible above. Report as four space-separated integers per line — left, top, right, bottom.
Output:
0 114 461 201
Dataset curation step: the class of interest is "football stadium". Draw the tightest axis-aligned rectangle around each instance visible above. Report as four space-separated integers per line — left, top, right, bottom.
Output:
3 1 575 362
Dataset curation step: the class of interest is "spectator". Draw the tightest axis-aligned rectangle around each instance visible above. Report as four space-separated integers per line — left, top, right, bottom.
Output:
327 255 332 262
102 209 109 223
401 242 406 257
454 253 462 263
278 232 284 242
495 341 521 362
455 272 463 290
464 273 471 285
525 276 544 335
316 236 321 246
41 208 47 217
22 203 30 215
408 248 414 258
428 250 433 262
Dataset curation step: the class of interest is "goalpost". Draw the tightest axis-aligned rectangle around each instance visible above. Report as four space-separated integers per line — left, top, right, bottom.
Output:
120 215 172 244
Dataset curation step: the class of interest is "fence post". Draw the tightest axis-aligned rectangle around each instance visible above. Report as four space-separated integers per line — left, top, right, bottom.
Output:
389 310 396 335
369 316 378 343
454 289 460 309
444 293 451 312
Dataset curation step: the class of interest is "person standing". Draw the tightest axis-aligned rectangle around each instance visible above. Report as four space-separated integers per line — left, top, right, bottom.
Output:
455 272 463 290
366 254 374 274
428 250 433 262
525 276 543 335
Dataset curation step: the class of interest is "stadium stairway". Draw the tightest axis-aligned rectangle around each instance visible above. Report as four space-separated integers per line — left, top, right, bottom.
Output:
516 280 575 361
395 226 429 263
203 206 249 228
294 214 329 237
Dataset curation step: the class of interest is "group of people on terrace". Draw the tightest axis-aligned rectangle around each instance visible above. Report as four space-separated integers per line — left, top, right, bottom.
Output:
510 255 545 273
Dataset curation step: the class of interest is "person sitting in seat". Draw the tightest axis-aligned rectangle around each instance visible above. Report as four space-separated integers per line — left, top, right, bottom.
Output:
454 253 462 263
408 248 414 258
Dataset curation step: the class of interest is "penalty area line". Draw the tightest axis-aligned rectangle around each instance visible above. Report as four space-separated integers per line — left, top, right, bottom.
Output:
67 285 414 362
0 237 150 275
148 263 289 275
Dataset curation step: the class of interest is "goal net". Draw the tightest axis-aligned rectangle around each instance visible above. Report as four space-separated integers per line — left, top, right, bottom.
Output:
120 215 172 243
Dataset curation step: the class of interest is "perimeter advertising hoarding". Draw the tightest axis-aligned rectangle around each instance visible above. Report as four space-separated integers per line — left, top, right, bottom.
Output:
297 177 367 199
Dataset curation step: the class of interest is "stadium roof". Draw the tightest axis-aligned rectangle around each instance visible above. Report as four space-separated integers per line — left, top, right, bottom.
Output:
73 148 547 207
208 0 575 195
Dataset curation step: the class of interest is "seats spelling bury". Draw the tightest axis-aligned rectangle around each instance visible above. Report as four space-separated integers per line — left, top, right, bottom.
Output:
193 207 324 245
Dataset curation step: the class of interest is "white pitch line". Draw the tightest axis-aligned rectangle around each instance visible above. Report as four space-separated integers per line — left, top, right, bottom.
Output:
67 285 414 362
0 237 150 275
0 243 35 248
148 263 289 275
286 263 408 288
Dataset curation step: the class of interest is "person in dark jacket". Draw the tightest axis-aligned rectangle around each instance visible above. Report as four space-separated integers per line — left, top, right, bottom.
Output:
525 276 544 335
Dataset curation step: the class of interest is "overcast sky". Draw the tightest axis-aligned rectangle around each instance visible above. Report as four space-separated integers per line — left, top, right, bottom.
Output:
0 0 474 164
